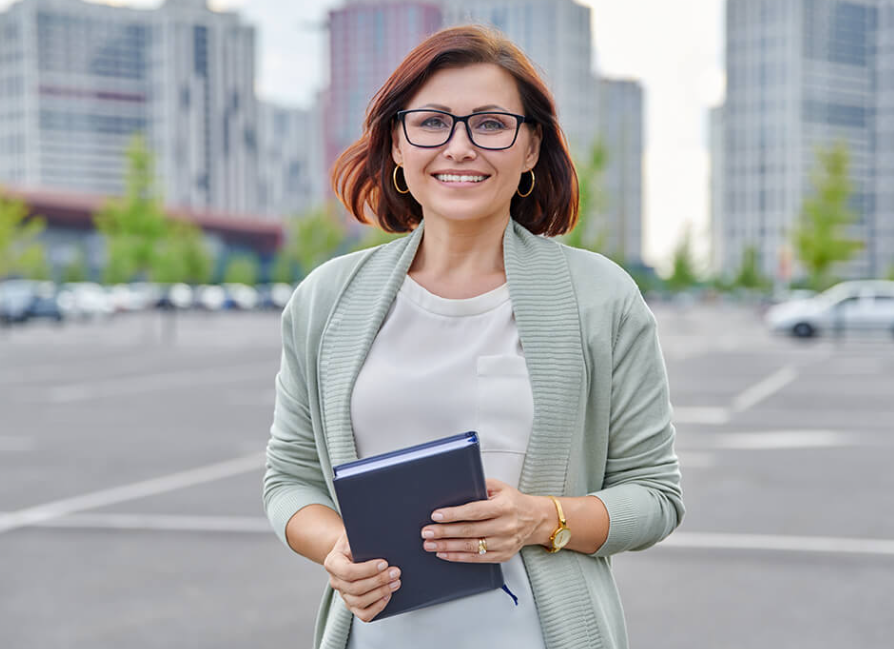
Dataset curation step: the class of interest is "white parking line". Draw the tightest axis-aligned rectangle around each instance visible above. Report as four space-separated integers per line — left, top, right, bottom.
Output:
14 362 274 403
731 365 799 412
31 513 271 533
0 452 266 534
663 532 894 557
672 406 731 425
679 429 892 450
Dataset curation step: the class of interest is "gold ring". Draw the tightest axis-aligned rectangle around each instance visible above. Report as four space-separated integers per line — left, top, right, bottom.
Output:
478 538 487 555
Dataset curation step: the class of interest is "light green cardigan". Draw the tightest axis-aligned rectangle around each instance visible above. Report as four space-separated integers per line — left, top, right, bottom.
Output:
263 217 684 649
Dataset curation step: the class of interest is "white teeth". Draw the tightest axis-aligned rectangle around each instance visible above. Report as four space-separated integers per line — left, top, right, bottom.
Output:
435 174 487 183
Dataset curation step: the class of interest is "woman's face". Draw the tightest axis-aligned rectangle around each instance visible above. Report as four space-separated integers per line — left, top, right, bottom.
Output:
391 63 541 228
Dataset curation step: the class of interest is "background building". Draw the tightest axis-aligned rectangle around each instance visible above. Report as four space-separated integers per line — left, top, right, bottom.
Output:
441 0 600 158
709 104 725 276
599 77 644 264
0 0 259 216
153 0 259 215
257 99 325 220
717 0 894 282
324 0 442 189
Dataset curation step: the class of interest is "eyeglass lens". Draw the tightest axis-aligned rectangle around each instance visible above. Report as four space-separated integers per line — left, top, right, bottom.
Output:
403 111 519 149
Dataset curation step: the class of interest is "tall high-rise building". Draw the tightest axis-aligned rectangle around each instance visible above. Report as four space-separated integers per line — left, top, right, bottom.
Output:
324 1 442 184
599 78 644 264
258 98 326 219
0 0 258 215
154 0 258 215
709 105 726 276
718 0 894 281
441 0 599 158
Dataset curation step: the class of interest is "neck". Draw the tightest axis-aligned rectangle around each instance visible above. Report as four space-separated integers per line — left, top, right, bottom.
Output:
410 214 508 283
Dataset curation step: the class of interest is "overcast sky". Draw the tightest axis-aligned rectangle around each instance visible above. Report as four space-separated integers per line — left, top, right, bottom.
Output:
2 0 725 269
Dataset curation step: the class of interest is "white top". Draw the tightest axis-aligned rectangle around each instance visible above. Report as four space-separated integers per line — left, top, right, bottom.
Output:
347 274 546 649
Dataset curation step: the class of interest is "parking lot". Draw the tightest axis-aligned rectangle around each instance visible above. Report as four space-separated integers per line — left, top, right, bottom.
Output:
2 303 893 648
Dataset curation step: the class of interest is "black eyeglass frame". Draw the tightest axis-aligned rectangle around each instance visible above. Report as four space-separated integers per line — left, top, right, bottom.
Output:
395 109 531 151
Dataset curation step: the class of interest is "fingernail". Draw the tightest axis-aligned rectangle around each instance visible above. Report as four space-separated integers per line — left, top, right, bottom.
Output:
378 562 387 571
422 530 434 538
383 594 391 601
390 580 401 590
432 513 444 521
389 569 398 580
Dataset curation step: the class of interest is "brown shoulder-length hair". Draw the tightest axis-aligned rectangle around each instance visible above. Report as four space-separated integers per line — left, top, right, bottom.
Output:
330 24 579 237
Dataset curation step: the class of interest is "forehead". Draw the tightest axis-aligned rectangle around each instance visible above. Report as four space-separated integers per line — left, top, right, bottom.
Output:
406 63 523 113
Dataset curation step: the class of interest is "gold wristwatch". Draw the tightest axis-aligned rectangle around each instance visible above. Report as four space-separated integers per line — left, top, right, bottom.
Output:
546 495 571 553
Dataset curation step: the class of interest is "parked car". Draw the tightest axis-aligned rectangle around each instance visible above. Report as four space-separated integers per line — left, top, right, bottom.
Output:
256 283 294 311
155 283 194 310
764 280 894 338
222 283 259 311
0 280 64 324
56 282 115 320
194 285 227 311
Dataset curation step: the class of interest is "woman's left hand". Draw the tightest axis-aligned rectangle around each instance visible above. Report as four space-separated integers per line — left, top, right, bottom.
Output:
420 478 543 563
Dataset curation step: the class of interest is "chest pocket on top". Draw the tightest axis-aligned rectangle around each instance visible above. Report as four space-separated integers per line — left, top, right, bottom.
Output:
475 354 534 456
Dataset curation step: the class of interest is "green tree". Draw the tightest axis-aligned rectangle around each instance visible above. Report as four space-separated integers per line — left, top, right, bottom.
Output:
286 203 346 278
152 220 213 285
733 245 771 290
666 225 700 292
94 134 170 283
270 249 295 284
561 139 608 252
0 189 47 279
792 141 863 291
223 253 259 285
63 246 90 283
887 262 894 281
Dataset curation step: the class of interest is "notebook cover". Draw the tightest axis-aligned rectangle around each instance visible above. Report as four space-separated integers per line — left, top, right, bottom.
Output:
332 431 504 620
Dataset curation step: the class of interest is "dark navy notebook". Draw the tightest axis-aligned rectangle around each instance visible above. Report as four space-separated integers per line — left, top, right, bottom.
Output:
332 431 507 620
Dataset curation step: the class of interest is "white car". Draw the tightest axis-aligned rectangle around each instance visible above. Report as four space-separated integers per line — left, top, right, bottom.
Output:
57 282 115 320
764 280 894 338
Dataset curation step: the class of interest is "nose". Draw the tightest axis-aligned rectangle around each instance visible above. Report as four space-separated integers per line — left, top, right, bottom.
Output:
442 121 477 161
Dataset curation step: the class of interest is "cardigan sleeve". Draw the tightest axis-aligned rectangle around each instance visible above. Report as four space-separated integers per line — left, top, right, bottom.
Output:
586 289 685 557
262 294 338 550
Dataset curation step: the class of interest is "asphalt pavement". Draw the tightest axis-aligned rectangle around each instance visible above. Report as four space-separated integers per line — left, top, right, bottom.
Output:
1 303 892 648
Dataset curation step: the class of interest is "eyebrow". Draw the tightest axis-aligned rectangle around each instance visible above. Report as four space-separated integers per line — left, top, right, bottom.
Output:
416 103 513 113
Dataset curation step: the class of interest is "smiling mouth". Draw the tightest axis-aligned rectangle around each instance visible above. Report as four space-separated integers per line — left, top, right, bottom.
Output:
432 173 490 184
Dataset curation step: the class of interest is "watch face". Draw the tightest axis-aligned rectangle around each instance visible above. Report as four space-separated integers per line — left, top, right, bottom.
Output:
555 528 571 548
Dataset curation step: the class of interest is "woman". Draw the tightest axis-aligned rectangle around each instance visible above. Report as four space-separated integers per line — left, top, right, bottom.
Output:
263 25 684 649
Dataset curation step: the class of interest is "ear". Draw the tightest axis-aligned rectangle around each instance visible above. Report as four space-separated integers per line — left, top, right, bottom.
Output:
524 123 542 172
391 122 404 166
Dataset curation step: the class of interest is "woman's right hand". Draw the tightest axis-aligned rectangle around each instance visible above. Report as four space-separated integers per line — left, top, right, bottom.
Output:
323 530 402 623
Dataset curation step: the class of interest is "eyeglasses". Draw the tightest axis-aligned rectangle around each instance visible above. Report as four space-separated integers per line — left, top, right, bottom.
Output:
395 109 530 150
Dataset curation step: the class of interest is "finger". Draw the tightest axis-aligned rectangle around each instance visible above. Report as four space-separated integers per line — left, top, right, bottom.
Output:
344 575 401 611
425 536 495 556
422 519 489 541
353 590 395 624
333 564 401 598
435 549 496 563
431 500 497 524
330 548 390 582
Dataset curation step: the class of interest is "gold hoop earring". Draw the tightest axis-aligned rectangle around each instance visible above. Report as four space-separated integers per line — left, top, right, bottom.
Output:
392 164 410 195
517 169 535 198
